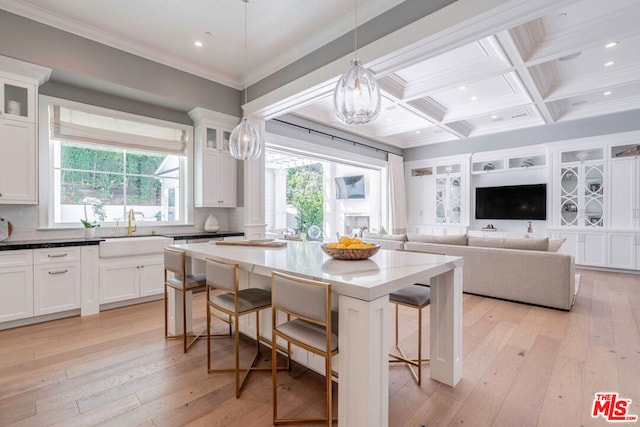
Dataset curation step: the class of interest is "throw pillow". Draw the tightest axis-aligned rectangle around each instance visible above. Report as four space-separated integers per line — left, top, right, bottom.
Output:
548 237 567 252
407 233 468 246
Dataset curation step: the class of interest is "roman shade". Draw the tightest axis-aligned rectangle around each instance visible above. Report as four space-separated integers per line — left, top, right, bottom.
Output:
51 105 187 155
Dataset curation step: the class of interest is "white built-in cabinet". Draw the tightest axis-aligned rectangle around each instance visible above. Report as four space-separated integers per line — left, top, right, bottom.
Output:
607 144 640 269
0 58 50 204
33 247 81 315
188 108 239 208
405 156 468 235
99 255 164 304
551 146 607 267
0 250 34 322
556 231 607 267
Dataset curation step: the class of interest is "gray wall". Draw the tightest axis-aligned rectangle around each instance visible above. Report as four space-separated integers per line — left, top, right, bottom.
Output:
0 9 241 118
404 108 640 161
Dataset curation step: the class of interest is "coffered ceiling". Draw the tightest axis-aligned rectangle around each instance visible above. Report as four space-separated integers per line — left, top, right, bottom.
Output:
293 0 640 148
1 0 639 150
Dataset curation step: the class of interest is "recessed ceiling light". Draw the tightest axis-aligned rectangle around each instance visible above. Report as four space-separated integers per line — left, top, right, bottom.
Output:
491 115 497 119
603 91 612 96
558 52 581 61
415 130 421 134
470 96 478 101
604 61 615 67
571 100 589 106
605 41 619 48
458 86 467 91
194 40 203 47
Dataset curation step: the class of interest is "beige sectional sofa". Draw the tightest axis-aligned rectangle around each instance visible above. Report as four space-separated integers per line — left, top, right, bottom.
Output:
363 233 577 310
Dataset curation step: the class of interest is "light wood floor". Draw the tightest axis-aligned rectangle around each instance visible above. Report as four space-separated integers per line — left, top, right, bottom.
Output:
1 269 639 427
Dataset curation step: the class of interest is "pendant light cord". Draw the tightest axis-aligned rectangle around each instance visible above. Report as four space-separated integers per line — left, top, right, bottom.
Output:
354 0 358 60
244 0 248 106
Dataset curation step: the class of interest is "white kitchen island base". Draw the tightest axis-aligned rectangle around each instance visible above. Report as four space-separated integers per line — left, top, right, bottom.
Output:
169 240 463 427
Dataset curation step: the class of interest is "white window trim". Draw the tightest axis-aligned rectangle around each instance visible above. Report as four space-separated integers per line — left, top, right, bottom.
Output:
38 95 194 229
265 131 389 231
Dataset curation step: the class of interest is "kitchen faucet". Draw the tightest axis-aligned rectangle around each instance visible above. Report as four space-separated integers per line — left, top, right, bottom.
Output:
127 209 137 236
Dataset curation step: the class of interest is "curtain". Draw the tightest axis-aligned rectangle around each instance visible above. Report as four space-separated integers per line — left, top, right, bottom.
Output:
51 105 187 155
388 153 407 234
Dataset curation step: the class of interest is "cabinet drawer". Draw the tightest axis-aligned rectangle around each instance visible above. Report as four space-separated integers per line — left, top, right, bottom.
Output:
33 262 81 315
34 247 81 264
0 250 33 267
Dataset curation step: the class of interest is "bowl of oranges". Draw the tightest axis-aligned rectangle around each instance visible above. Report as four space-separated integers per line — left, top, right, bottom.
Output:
321 236 380 260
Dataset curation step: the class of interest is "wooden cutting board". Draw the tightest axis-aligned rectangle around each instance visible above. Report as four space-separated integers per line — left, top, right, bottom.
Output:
0 218 12 241
214 239 287 248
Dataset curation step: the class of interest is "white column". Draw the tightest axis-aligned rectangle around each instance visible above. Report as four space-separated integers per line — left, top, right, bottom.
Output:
244 118 266 240
274 169 287 229
338 294 389 427
429 265 463 386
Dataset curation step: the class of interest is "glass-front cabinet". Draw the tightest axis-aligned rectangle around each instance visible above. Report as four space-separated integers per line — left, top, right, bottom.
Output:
435 164 462 225
559 148 605 228
1 77 35 122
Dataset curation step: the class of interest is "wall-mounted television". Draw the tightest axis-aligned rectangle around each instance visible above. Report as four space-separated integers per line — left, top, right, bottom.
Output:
475 184 546 220
335 175 365 199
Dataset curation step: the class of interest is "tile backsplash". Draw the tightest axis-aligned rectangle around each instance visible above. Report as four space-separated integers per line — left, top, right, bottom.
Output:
0 205 243 241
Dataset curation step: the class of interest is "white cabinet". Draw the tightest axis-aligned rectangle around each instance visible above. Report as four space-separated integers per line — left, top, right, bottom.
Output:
435 164 464 225
0 109 36 204
607 233 639 270
0 250 33 322
189 108 239 208
33 247 81 315
558 231 606 267
100 254 164 304
557 147 605 228
198 150 237 207
0 59 50 205
609 154 640 230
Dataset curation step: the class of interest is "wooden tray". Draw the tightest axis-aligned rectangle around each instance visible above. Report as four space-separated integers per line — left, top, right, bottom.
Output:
214 239 287 248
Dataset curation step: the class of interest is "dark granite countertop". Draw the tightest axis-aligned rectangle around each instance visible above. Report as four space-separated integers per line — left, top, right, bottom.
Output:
160 231 244 240
0 231 245 251
0 238 103 251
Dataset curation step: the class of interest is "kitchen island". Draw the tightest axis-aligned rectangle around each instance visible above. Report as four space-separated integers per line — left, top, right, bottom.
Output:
170 240 463 427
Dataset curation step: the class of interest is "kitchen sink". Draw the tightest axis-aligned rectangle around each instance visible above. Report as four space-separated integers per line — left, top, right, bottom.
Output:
99 235 173 258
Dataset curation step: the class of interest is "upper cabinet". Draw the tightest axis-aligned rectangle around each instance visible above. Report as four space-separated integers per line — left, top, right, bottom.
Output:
188 108 239 208
0 57 50 205
556 147 605 228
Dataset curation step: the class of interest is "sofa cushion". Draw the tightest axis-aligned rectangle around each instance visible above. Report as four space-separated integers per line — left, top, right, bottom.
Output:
548 237 567 252
407 233 468 246
467 235 549 251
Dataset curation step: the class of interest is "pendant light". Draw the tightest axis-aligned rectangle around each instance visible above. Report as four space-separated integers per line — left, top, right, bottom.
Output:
333 0 381 125
229 0 262 160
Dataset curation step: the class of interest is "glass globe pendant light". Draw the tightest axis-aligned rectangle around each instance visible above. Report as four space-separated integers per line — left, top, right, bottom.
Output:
229 0 262 160
333 0 381 125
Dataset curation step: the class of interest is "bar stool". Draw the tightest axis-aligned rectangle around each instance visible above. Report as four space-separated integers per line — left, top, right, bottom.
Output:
388 283 431 385
206 258 274 398
164 247 207 353
271 271 338 426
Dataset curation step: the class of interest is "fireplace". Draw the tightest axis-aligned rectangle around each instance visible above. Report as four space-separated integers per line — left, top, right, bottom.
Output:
344 214 369 237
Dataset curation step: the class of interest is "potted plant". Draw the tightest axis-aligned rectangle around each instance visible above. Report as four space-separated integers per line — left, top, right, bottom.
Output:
80 219 100 239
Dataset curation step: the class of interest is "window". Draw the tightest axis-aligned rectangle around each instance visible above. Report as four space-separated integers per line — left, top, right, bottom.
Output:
265 147 383 240
40 96 192 228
